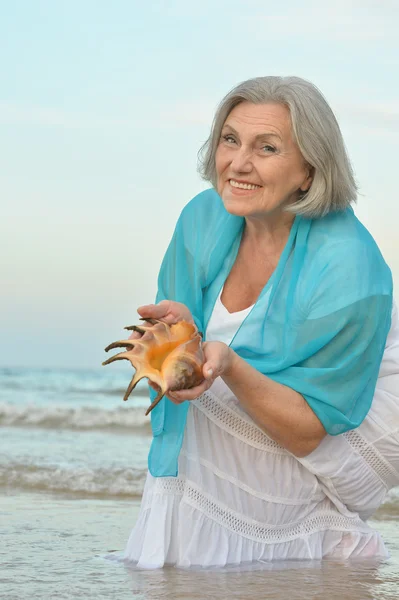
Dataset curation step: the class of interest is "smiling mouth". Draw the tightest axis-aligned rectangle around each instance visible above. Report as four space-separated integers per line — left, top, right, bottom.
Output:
229 179 261 190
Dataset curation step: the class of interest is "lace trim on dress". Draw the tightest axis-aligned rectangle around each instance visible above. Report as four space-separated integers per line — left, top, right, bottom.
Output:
180 449 323 506
344 429 399 489
194 390 287 455
148 477 369 544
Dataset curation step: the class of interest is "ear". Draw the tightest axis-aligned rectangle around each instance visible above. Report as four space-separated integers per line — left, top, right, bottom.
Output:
300 165 314 193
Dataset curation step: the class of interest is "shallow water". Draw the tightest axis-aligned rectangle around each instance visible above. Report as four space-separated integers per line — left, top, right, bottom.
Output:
0 367 151 500
1 493 399 600
1 367 399 599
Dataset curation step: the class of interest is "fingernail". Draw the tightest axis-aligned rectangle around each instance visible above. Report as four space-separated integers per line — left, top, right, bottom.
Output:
206 368 213 377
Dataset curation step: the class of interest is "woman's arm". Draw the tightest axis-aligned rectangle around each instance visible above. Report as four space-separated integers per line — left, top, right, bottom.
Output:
222 346 326 457
170 341 326 458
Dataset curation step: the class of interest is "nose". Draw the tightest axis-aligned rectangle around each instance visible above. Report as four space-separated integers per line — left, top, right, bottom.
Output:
230 146 253 174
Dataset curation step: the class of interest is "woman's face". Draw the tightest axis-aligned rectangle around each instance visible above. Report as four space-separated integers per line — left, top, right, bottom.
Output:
215 102 313 219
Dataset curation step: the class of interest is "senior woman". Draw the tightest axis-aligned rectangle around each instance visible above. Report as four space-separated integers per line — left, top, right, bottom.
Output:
124 76 395 568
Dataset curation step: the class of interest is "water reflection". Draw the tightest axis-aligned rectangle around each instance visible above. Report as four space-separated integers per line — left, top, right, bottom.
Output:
125 557 398 600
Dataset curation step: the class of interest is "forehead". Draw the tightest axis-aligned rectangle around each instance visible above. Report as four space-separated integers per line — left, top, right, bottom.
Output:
224 102 292 136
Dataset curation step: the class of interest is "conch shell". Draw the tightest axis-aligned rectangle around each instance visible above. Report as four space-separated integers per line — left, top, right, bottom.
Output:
103 319 204 415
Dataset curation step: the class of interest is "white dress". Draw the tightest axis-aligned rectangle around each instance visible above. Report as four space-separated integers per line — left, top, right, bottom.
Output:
124 296 399 568
299 302 399 521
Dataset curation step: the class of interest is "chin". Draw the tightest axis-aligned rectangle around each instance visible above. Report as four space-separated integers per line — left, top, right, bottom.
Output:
220 194 260 218
221 198 249 217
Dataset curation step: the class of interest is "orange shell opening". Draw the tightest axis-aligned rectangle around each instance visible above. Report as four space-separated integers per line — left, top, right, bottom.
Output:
146 321 197 371
147 341 185 371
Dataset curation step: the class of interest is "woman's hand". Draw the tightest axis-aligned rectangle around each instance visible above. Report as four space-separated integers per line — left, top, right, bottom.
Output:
137 300 194 325
167 341 234 404
127 300 196 393
127 300 194 343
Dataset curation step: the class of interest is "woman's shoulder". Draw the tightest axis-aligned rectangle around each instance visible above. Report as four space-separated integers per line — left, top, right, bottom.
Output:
300 209 392 315
307 208 390 275
309 208 376 246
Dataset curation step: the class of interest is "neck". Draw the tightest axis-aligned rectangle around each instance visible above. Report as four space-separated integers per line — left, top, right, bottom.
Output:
243 210 296 253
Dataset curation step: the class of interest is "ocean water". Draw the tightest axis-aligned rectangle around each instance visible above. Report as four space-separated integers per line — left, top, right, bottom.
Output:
0 366 151 500
1 366 399 599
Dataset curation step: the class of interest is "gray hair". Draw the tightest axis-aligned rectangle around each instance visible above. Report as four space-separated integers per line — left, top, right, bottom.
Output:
198 76 357 218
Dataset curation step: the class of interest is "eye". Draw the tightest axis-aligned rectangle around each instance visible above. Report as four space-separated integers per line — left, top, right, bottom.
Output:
221 134 236 144
261 144 276 153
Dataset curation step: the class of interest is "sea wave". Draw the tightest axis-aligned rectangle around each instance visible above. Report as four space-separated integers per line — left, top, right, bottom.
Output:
373 489 399 520
0 402 152 434
0 462 146 499
0 366 148 396
1 382 131 396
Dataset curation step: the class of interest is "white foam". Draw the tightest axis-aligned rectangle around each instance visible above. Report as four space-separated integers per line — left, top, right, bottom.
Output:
0 402 152 433
0 461 146 498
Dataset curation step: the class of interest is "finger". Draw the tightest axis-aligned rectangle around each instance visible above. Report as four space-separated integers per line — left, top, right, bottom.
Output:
166 395 185 405
169 379 212 401
201 341 229 379
203 364 215 379
136 304 157 317
127 331 142 340
137 301 170 320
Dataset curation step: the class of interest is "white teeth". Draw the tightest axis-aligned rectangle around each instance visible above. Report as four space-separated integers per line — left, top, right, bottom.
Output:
230 180 260 190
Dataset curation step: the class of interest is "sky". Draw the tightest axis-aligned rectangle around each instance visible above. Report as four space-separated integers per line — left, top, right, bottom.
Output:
1 0 399 368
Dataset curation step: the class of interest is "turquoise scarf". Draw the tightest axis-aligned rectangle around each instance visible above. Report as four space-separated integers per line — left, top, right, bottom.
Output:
147 189 392 477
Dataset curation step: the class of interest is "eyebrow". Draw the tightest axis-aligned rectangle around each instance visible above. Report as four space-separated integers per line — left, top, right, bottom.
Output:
222 124 282 142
